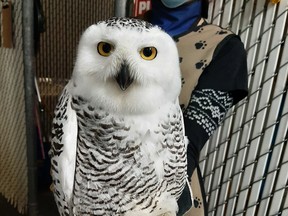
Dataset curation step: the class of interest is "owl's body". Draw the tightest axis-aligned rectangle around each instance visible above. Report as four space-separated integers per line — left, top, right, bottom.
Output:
50 17 189 216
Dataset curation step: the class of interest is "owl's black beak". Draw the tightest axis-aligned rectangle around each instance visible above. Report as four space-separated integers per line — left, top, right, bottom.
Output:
115 62 133 91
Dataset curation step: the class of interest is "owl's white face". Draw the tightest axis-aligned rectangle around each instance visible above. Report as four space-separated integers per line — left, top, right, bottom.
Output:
72 18 181 114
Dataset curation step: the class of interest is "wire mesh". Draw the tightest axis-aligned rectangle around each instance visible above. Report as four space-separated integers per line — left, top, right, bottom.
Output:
35 0 115 140
201 0 288 215
0 0 28 214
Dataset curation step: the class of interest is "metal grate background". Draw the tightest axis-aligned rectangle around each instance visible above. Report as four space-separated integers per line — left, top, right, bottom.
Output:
0 0 28 214
200 0 288 215
35 0 115 140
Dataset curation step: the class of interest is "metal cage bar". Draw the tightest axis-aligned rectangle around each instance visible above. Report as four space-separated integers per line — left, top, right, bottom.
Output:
23 0 38 215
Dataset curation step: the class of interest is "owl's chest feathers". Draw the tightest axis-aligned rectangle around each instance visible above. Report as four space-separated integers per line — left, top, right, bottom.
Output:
71 97 186 214
72 96 179 148
71 96 186 173
74 103 154 155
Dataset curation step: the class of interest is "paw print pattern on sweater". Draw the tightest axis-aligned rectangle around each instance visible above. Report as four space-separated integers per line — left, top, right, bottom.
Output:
193 196 202 209
195 59 208 70
216 30 228 35
195 40 207 50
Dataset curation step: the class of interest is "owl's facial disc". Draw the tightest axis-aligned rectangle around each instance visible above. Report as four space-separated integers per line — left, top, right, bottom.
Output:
115 61 133 91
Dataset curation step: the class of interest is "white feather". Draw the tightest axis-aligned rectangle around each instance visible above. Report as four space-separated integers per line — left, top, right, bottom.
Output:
59 90 77 200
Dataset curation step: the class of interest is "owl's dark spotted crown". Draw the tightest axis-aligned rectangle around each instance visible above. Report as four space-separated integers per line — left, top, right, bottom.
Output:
101 17 154 32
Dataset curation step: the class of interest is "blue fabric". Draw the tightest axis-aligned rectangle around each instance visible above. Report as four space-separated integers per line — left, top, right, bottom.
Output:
161 0 189 8
150 0 202 37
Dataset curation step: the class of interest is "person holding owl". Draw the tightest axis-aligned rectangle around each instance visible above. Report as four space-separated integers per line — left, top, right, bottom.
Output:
137 0 248 215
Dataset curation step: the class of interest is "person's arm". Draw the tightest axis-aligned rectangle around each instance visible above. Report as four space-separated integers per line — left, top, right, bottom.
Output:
184 89 234 177
184 36 248 178
177 35 248 216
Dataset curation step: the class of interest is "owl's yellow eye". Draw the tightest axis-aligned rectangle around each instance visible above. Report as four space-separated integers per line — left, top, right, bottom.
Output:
140 47 157 60
97 42 114 57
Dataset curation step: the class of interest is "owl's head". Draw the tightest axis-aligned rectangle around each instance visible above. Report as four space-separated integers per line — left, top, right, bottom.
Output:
72 17 181 114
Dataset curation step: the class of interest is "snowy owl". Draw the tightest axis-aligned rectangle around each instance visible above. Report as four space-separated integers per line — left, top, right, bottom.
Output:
50 17 190 216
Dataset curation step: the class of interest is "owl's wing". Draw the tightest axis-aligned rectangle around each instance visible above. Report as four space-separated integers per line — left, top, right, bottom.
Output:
178 98 194 211
50 83 77 216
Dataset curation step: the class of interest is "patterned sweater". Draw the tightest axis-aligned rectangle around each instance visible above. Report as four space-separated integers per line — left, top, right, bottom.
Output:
176 19 248 178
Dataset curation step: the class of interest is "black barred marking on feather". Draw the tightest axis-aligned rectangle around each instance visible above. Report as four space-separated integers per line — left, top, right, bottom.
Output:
52 159 58 166
51 163 59 173
51 142 63 155
140 196 153 210
112 134 127 141
55 189 61 197
149 199 159 213
52 124 64 137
